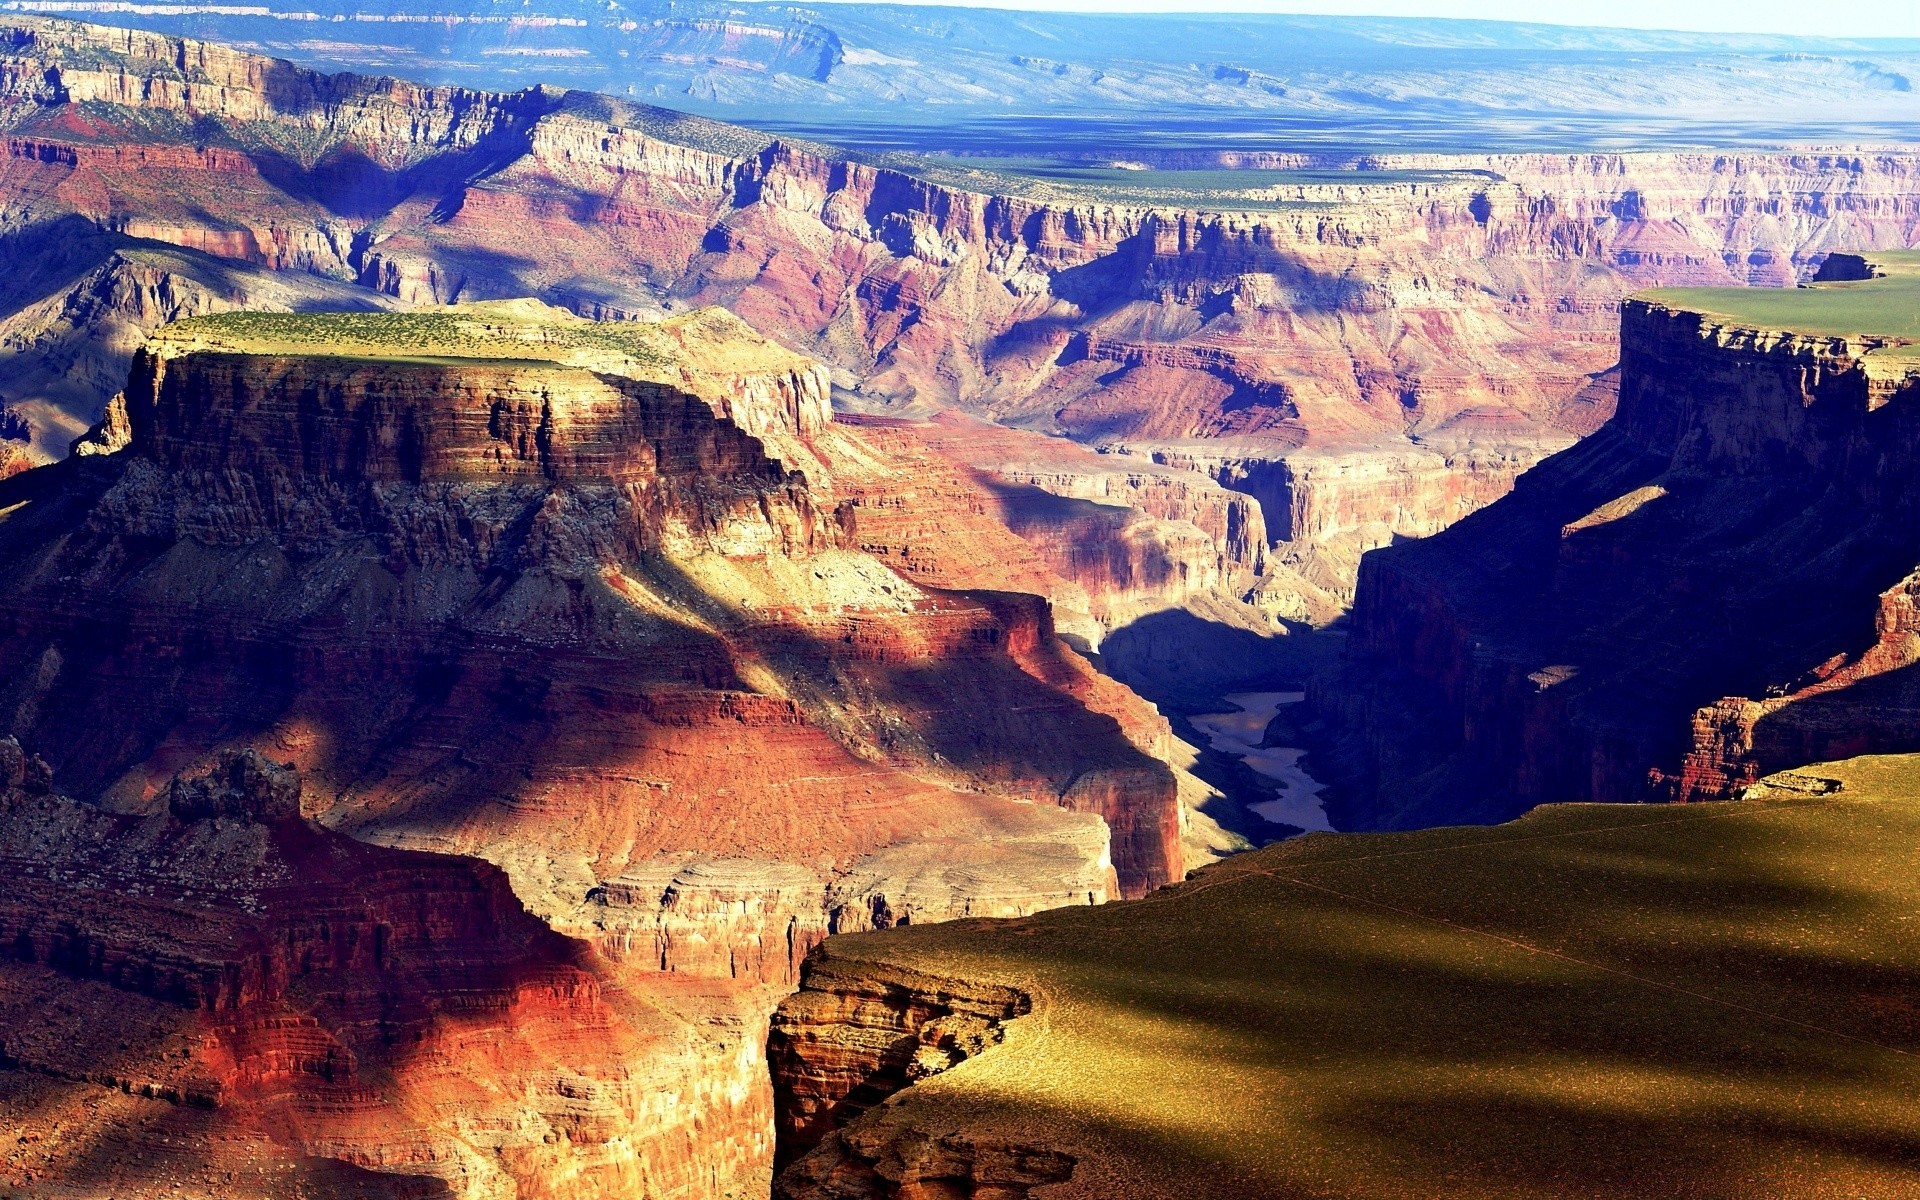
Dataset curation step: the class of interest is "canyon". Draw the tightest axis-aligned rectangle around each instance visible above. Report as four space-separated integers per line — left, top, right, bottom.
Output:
6 13 1920 1198
2 17 1920 687
750 254 1920 1197
0 298 1202 1196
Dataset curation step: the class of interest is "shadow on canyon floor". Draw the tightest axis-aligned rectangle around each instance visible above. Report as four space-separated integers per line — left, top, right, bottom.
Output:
1096 607 1338 711
1090 606 1343 845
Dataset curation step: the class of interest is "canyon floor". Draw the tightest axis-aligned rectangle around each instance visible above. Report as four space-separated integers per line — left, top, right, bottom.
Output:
774 755 1920 1199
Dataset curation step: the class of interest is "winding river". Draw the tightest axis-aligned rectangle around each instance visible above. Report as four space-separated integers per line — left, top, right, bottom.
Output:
1188 691 1333 833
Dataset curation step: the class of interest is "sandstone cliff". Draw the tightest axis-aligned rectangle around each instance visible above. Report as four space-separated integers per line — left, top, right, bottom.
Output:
0 301 1186 1195
1321 252 1920 828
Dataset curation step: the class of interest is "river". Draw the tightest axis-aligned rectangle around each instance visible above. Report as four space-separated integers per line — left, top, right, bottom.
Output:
1187 691 1333 833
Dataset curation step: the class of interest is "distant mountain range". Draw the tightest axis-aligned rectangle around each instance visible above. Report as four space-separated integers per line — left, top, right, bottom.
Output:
9 0 1920 152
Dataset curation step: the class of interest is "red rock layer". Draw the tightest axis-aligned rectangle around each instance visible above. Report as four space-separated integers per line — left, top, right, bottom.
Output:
1321 292 1920 829
0 748 775 1199
8 18 1920 601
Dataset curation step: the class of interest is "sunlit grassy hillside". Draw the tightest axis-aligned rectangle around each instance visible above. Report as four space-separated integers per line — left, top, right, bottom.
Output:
802 757 1920 1198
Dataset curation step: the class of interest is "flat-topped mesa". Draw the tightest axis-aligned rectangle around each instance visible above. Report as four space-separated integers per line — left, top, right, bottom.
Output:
1324 253 1920 828
1623 248 1920 467
109 300 839 558
136 299 834 466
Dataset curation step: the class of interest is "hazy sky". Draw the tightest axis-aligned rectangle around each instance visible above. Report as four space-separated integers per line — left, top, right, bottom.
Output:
814 0 1920 37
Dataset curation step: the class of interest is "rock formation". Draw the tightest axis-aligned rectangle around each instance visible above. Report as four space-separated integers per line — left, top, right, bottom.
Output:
1320 250 1920 828
0 741 785 1198
0 300 1186 1195
3 17 1920 621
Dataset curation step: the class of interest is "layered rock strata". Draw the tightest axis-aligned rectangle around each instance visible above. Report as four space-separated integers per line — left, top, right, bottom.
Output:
767 956 1031 1176
0 301 1184 1194
1321 255 1920 828
5 18 1920 605
0 744 781 1198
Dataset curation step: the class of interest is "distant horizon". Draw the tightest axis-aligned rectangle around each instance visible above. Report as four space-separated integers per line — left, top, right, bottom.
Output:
798 0 1920 39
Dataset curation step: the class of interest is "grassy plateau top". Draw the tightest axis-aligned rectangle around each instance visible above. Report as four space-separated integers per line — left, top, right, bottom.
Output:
807 755 1920 1198
1638 250 1920 347
150 300 813 384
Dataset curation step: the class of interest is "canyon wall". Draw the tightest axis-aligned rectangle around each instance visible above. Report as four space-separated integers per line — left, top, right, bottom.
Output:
5 18 1920 629
1320 269 1920 828
0 302 1187 1195
0 744 787 1198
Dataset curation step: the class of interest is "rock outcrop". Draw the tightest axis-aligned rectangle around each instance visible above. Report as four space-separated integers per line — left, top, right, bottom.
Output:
0 301 1184 1195
767 956 1031 1175
1321 252 1920 828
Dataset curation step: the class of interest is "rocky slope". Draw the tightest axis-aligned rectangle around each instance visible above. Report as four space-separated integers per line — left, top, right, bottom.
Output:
4 17 1920 630
0 300 1186 1195
1319 250 1920 829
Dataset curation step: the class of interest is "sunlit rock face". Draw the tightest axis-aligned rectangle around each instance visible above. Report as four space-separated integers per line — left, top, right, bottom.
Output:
1320 261 1920 830
5 17 1920 614
0 302 1184 1196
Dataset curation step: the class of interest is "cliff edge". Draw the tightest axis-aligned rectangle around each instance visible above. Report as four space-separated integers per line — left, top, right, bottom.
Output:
768 756 1920 1198
1317 249 1920 828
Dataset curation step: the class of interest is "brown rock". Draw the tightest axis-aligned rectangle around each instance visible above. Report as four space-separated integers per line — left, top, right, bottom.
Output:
164 749 300 823
1321 283 1920 827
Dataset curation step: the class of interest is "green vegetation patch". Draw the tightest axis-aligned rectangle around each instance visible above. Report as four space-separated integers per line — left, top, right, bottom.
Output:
871 154 1490 212
807 756 1920 1198
153 301 801 382
1640 249 1920 343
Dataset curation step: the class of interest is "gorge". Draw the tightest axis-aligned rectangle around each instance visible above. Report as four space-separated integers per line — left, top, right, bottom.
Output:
4 10 1920 1199
5 16 1920 699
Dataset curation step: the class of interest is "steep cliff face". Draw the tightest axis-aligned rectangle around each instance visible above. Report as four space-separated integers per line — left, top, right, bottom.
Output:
1322 256 1920 828
0 301 1187 1196
0 745 780 1199
766 955 1032 1178
5 18 1920 608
